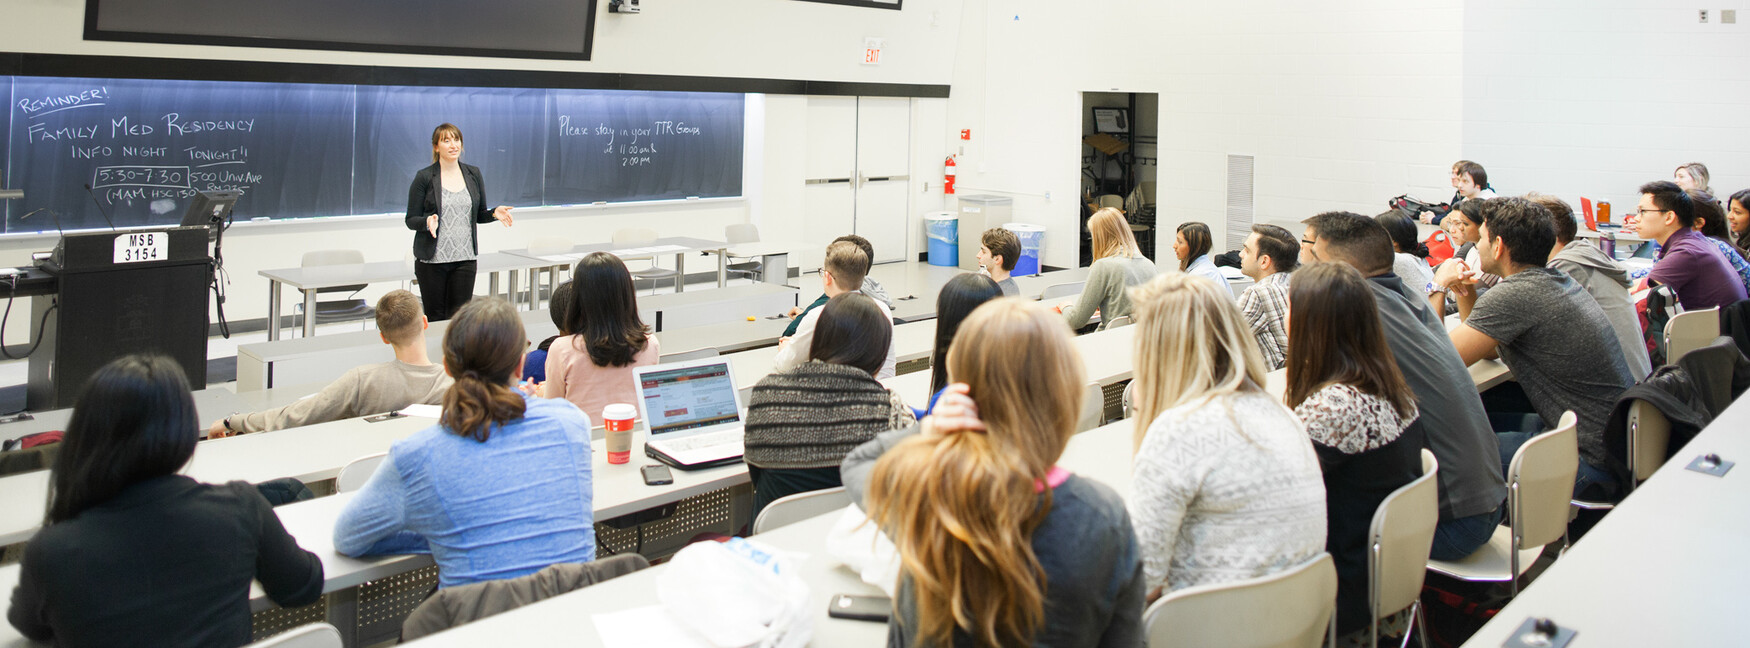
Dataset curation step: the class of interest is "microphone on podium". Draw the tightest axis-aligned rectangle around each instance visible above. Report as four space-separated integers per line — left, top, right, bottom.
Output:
82 184 119 231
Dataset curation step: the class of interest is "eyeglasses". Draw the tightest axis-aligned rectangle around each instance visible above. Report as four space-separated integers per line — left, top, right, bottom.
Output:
1637 208 1670 217
1300 239 1316 246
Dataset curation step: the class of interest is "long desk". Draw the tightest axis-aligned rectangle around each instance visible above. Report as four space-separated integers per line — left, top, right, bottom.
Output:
236 284 797 391
261 252 549 341
724 319 937 398
502 236 732 309
889 325 1136 406
0 385 319 445
1462 393 1750 646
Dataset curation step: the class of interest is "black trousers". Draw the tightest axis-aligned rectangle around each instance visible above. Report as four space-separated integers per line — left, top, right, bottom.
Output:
415 259 477 322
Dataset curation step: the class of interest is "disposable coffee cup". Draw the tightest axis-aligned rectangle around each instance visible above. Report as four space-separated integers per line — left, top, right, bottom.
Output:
603 403 637 465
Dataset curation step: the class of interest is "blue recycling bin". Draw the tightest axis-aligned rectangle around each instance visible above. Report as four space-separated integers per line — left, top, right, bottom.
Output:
1004 223 1045 276
925 212 958 267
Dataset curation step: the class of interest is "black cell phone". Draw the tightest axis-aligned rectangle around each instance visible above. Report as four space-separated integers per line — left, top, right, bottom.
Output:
640 464 673 485
826 594 891 622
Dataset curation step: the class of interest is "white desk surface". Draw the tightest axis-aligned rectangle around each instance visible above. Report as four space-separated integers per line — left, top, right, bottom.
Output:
0 386 266 444
723 319 936 393
1464 393 1750 646
400 509 887 647
712 240 810 257
890 325 1136 405
500 236 730 264
259 253 544 291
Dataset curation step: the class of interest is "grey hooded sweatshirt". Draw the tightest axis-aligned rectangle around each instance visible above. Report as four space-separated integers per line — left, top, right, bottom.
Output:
1549 242 1653 381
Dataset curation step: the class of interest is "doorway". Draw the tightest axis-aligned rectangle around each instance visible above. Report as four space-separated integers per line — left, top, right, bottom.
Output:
1079 92 1158 265
802 96 912 264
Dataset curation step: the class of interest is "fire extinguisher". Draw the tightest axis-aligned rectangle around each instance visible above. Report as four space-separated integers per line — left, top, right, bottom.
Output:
944 155 957 195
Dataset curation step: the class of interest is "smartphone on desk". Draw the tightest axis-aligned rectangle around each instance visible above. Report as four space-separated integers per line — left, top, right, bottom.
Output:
641 464 673 486
827 594 891 622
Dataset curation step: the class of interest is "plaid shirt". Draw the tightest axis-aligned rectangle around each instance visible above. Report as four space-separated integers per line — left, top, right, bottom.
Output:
1237 272 1291 370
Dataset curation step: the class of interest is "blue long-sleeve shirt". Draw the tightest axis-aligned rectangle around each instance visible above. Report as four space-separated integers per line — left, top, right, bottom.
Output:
333 393 596 588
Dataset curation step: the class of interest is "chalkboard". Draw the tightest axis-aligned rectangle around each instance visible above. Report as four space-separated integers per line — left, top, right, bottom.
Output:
2 76 745 235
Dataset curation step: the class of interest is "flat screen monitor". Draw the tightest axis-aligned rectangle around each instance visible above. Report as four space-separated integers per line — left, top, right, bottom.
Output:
1093 107 1130 134
180 190 239 240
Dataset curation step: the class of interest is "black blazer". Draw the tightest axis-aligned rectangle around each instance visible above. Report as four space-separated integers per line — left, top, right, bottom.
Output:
405 162 498 262
7 476 323 647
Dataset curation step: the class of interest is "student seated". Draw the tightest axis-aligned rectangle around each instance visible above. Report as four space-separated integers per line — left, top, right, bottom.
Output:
1375 210 1436 289
923 273 1004 416
9 355 323 647
1430 200 1501 317
845 299 1144 646
1058 207 1158 330
1536 194 1653 381
1284 263 1425 642
210 289 451 437
334 298 596 588
774 241 897 379
522 280 574 385
781 234 893 335
1299 211 1507 561
1236 224 1300 370
544 253 660 421
744 293 915 518
1174 221 1232 294
1729 189 1750 254
1635 180 1748 311
977 226 1022 297
1690 190 1750 293
1126 272 1325 596
1421 160 1497 225
1447 198 1634 501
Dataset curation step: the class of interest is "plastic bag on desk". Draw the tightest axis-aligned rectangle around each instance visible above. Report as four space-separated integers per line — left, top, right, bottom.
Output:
822 504 901 598
655 537 813 648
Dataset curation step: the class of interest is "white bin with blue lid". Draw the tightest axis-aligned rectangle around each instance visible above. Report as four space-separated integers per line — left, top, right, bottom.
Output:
925 212 958 267
1003 222 1046 277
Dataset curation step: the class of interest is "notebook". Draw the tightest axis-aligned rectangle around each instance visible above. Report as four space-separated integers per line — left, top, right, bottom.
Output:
633 357 745 470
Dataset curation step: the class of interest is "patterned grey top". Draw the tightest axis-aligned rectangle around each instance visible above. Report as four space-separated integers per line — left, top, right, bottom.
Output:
1129 389 1327 593
431 185 475 263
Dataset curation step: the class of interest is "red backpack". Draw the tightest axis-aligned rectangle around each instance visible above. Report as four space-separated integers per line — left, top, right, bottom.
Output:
1424 230 1455 267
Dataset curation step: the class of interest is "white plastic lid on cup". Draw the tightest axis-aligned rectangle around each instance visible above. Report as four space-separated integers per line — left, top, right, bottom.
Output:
602 403 637 421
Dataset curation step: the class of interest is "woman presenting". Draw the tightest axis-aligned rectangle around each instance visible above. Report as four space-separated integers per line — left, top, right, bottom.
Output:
406 123 513 321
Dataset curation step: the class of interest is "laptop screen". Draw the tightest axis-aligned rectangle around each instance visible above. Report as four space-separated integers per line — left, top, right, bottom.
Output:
638 362 741 436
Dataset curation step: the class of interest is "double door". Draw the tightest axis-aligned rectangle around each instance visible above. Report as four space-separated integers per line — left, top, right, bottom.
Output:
803 97 910 264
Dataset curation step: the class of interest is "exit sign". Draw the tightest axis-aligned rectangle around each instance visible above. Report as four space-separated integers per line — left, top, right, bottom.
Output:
862 38 884 65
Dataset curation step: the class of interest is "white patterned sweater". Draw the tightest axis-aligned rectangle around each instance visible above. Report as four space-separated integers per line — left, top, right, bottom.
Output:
1129 389 1327 593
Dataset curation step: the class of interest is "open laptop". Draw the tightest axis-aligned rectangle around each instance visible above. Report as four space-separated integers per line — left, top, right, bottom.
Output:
633 357 746 470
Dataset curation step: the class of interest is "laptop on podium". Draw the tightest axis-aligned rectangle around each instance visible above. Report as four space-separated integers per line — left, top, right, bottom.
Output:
633 357 746 470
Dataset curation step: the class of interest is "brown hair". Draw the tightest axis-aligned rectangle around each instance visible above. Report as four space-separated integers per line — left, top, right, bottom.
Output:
375 289 425 346
824 241 869 291
981 228 1021 271
1526 193 1577 245
565 252 651 367
440 297 527 442
833 234 876 274
1088 208 1142 259
430 123 463 164
1175 222 1213 271
1284 263 1417 418
1127 272 1268 449
866 300 1084 647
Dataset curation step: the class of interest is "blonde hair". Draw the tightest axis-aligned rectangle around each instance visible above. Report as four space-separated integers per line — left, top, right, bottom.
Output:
1088 208 1142 260
1127 272 1268 449
823 241 868 291
1675 162 1711 193
866 300 1086 647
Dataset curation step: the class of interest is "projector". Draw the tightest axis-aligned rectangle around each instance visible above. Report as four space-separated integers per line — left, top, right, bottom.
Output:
610 0 640 13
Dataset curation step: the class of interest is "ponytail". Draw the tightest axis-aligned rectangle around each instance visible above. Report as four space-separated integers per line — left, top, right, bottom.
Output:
1413 242 1430 259
866 429 1047 647
440 298 527 442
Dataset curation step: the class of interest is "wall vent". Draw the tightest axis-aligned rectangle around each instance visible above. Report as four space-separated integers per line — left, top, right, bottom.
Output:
1225 154 1255 251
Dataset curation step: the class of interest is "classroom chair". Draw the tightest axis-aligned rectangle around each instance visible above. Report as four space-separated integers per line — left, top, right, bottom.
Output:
1572 399 1671 513
1040 281 1086 302
723 223 765 282
612 228 681 294
337 452 389 493
1105 315 1134 329
527 236 574 304
296 250 375 334
752 487 849 534
1366 450 1439 648
1663 307 1721 364
1077 382 1104 432
1143 552 1337 648
1426 411 1578 598
661 347 720 363
245 622 342 648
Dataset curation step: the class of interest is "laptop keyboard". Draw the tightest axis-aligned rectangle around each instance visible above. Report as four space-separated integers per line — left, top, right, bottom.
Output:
662 429 743 453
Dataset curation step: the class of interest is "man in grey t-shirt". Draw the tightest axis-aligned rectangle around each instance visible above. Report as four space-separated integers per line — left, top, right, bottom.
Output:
1448 198 1634 501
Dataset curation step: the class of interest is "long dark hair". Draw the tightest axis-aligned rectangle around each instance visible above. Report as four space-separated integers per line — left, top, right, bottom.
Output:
1730 189 1750 253
1284 263 1417 418
931 274 1004 394
1689 190 1731 242
1176 222 1213 271
47 355 198 524
564 252 651 367
442 297 528 442
1375 212 1429 258
810 293 893 378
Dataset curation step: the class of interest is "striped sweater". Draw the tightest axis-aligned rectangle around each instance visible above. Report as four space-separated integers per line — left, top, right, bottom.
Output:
743 361 915 469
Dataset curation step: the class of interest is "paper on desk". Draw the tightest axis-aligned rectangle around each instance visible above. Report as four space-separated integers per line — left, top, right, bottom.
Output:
594 605 715 648
398 404 442 418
